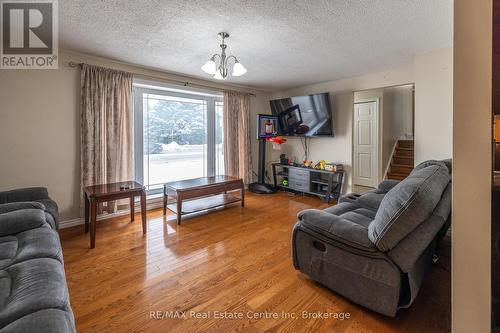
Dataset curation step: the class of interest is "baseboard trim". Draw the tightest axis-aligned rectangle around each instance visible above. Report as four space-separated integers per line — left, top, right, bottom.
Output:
59 197 164 229
59 218 85 229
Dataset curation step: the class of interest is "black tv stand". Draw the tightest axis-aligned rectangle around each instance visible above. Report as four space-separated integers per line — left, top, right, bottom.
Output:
249 139 277 194
271 163 345 203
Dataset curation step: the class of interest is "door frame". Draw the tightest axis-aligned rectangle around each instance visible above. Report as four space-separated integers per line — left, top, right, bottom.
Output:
352 98 380 188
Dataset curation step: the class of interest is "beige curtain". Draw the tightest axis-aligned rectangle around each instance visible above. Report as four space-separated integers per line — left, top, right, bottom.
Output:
80 64 133 214
223 90 253 184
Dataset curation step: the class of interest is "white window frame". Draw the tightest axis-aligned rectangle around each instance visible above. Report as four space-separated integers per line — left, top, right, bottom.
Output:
133 80 223 194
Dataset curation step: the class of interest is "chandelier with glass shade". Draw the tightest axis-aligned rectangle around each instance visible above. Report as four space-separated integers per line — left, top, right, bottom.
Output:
201 32 247 80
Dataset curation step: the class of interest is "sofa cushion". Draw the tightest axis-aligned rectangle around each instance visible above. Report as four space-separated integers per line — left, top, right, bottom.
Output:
413 159 452 174
0 188 49 205
377 179 401 193
0 237 17 269
0 210 47 237
35 199 59 229
368 162 450 251
0 202 46 215
339 189 386 210
0 202 58 230
324 202 377 226
0 228 63 270
387 183 452 272
299 207 376 251
0 258 72 329
42 213 56 230
356 191 386 210
0 309 75 333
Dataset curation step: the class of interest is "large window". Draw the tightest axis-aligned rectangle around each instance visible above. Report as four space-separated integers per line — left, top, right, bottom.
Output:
133 82 224 192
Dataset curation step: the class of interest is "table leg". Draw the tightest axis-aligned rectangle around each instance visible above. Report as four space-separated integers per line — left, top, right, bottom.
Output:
90 199 97 249
130 196 135 222
84 193 90 233
176 192 182 225
141 191 147 235
241 181 245 207
163 185 167 216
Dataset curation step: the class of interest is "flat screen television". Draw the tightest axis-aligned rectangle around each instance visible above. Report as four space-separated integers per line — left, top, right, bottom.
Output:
269 92 334 137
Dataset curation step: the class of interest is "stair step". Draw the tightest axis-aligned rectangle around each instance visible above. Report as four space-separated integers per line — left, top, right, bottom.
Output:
390 164 413 174
387 175 407 181
393 156 414 165
387 140 414 181
398 140 414 149
387 172 408 181
395 148 414 157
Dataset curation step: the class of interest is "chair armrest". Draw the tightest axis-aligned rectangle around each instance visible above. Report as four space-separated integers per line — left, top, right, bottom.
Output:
377 180 400 193
338 193 361 204
298 209 375 251
0 187 49 204
0 209 47 236
0 202 46 214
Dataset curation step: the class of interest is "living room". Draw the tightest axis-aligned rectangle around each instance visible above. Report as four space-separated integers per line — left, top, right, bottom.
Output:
0 1 494 333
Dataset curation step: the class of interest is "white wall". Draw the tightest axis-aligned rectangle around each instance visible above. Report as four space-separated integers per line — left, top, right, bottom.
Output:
381 85 414 173
0 50 271 220
414 48 453 164
453 0 491 332
270 48 452 192
271 64 415 192
0 63 81 221
382 85 414 141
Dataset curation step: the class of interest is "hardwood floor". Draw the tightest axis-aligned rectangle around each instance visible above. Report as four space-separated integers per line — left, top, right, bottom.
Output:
59 192 450 333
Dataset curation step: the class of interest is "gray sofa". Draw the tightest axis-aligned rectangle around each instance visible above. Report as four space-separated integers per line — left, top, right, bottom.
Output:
0 188 75 332
292 160 451 316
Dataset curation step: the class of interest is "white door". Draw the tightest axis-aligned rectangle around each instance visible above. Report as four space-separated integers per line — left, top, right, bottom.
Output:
353 101 378 187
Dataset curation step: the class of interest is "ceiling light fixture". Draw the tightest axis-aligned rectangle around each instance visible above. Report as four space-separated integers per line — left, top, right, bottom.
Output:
201 32 247 80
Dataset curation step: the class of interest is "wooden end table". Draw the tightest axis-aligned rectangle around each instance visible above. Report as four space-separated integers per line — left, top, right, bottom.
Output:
163 176 244 224
84 181 146 249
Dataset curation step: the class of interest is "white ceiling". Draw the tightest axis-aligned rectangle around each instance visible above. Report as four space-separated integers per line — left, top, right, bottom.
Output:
60 0 453 90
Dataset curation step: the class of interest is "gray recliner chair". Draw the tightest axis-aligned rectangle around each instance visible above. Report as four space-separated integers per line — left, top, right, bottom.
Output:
292 160 451 316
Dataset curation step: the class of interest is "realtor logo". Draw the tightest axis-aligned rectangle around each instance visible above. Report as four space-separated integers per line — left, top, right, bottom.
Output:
1 0 58 69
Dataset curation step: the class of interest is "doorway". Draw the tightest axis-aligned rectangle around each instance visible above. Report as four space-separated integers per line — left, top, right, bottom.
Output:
352 84 415 191
353 100 379 188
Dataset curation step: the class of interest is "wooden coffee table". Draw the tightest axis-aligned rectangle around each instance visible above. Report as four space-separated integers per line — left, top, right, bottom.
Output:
84 181 146 249
163 176 244 224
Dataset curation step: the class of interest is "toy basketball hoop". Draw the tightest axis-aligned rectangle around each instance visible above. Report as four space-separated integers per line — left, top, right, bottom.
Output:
265 136 287 150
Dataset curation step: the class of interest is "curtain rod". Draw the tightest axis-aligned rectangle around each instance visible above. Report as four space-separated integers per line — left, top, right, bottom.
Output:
67 61 257 97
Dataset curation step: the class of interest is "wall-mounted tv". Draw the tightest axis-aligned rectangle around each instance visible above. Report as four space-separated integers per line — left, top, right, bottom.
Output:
269 92 334 137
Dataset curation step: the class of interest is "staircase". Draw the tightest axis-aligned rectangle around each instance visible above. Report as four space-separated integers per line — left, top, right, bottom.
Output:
387 140 414 181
